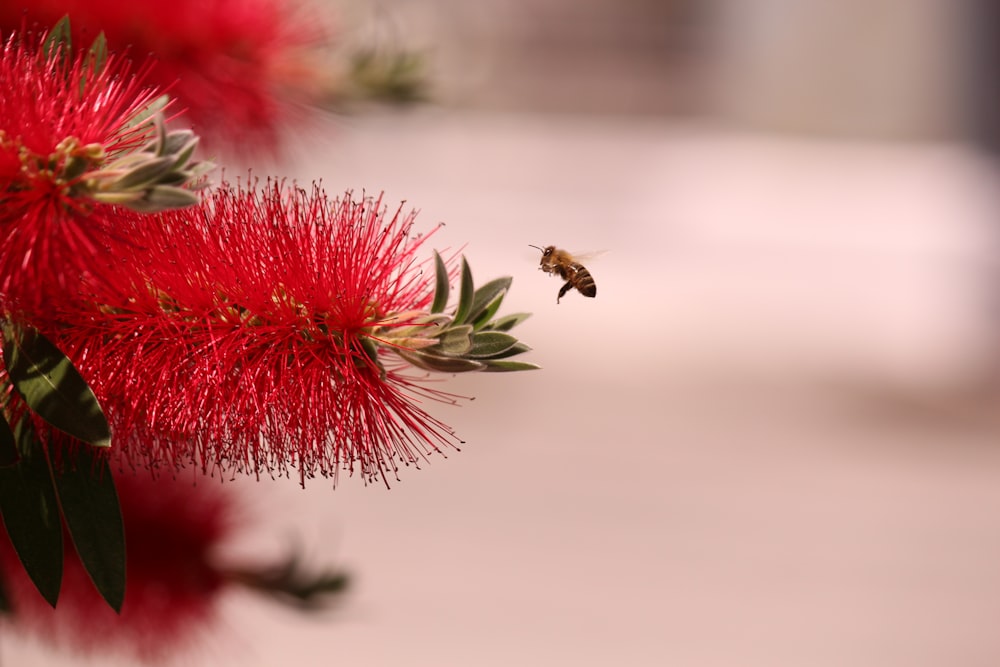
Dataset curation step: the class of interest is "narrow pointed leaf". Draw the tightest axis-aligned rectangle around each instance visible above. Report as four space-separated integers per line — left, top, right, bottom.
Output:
163 129 197 157
468 277 511 330
433 325 473 355
476 340 532 360
86 32 108 74
391 337 440 350
482 312 532 332
126 96 169 130
354 336 387 380
127 185 199 213
357 336 380 366
41 15 72 61
89 191 144 205
482 360 542 372
168 137 200 172
2 324 111 448
112 156 175 191
451 257 475 325
144 113 168 155
53 446 125 612
0 421 63 607
471 293 506 331
396 349 486 373
430 251 450 314
0 415 18 467
467 332 519 358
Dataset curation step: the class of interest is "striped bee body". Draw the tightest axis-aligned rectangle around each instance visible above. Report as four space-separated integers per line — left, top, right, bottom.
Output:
531 245 598 304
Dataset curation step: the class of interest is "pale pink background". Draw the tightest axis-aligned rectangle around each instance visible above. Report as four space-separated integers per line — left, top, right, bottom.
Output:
9 1 1000 665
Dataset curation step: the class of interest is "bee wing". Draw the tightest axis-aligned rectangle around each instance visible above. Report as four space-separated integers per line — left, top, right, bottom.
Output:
570 250 608 263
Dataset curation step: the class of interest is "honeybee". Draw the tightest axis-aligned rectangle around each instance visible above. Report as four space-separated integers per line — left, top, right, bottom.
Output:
529 245 597 303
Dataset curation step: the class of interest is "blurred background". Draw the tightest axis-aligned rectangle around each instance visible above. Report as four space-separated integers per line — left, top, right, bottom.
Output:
10 0 1000 665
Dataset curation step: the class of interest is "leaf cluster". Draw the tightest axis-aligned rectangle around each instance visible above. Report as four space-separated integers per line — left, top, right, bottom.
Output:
87 113 213 212
0 324 123 613
385 253 539 373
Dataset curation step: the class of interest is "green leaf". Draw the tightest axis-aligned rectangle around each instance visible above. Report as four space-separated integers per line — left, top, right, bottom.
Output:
2 324 111 448
471 294 505 331
476 340 532 360
433 325 473 356
0 421 63 607
78 31 108 96
126 185 199 213
396 349 486 373
390 336 439 351
112 156 175 191
89 191 144 205
482 360 542 372
52 446 125 612
466 332 519 358
430 251 449 314
41 15 72 62
451 257 475 325
0 414 18 467
86 32 108 75
467 277 511 330
166 134 200 171
126 96 169 131
141 112 168 155
482 312 532 332
355 336 386 380
163 129 197 157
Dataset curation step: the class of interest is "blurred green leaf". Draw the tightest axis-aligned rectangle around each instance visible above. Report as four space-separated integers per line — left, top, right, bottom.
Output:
52 446 125 613
86 32 107 73
0 421 63 607
41 15 72 62
126 96 169 131
2 324 110 448
229 554 349 611
350 49 427 104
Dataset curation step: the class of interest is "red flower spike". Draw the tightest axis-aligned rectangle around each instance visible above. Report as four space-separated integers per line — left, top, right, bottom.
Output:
0 0 332 158
0 28 165 316
48 181 461 487
0 471 234 663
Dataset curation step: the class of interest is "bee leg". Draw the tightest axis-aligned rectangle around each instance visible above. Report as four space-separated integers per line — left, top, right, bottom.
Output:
557 281 573 303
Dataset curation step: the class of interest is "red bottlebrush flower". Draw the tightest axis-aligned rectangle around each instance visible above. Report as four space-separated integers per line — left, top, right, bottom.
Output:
0 0 332 158
0 28 165 316
47 181 461 486
0 472 234 663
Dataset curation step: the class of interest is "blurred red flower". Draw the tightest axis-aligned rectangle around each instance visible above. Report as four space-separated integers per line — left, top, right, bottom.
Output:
0 471 234 662
0 0 332 158
48 181 460 486
0 28 163 316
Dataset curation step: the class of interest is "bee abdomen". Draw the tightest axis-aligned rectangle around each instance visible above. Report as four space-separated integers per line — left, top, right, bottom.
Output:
571 263 596 297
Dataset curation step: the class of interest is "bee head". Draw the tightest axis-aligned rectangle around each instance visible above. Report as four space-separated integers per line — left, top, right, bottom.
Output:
528 244 553 258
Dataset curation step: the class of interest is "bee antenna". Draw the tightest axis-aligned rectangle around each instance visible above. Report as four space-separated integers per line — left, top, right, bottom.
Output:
528 244 544 252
